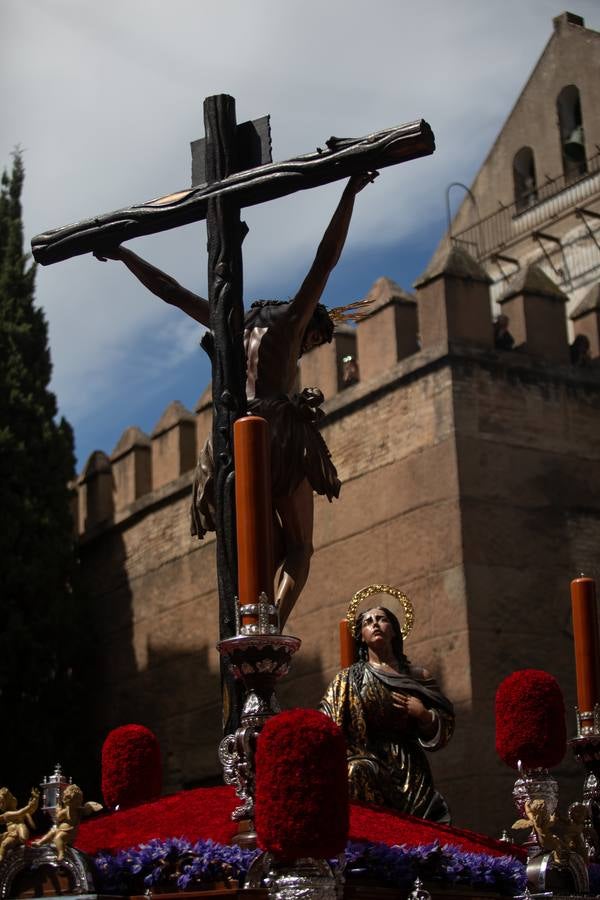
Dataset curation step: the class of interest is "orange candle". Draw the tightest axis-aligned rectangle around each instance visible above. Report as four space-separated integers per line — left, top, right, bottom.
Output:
339 619 356 668
571 575 600 724
234 416 275 629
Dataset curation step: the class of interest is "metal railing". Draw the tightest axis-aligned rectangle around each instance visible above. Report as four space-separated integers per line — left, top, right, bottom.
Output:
453 150 600 261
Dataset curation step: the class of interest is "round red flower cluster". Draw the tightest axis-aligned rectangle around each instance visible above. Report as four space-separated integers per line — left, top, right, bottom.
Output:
495 669 566 770
102 724 162 810
255 708 348 859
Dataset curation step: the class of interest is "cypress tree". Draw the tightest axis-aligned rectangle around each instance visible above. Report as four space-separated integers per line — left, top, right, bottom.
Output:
0 152 89 795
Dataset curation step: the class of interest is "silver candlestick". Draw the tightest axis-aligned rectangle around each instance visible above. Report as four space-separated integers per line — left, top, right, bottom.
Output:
217 592 300 845
570 703 600 861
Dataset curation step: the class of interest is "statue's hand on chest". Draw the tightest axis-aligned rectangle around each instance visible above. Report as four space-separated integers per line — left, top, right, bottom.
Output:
364 685 414 736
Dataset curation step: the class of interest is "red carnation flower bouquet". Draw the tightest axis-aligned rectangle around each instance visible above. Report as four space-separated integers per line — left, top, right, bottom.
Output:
496 669 567 772
102 724 162 811
249 708 348 896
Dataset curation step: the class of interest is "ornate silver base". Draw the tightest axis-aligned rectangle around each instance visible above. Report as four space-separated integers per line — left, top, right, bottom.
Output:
0 845 95 900
246 853 340 900
525 850 589 895
218 632 301 828
570 707 600 861
573 704 600 738
511 764 590 893
512 766 559 857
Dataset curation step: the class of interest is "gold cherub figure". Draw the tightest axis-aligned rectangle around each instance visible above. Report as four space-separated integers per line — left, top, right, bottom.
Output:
513 797 590 863
33 784 102 861
0 787 40 862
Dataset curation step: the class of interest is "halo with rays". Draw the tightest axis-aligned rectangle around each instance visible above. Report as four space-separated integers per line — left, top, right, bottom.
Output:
347 584 414 640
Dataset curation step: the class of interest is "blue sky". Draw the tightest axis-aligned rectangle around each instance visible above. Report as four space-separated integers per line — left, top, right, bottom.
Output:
2 0 600 470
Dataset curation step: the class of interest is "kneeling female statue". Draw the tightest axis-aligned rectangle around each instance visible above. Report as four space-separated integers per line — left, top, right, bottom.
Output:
320 601 454 823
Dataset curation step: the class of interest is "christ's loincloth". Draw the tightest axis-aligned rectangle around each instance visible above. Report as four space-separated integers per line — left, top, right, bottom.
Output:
190 387 341 539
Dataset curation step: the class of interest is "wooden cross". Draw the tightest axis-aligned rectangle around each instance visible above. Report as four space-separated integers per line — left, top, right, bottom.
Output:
32 95 435 734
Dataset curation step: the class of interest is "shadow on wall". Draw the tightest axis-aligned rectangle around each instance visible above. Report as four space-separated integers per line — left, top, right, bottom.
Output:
76 449 223 796
139 641 223 792
78 516 136 799
276 648 331 712
81 516 225 795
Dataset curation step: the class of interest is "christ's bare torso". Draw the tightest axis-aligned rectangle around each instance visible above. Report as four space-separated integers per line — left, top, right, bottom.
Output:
244 307 303 401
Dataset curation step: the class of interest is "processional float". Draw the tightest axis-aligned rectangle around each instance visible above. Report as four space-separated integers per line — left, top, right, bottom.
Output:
4 90 598 900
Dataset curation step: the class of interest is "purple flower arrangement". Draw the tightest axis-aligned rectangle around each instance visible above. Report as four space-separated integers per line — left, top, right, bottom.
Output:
93 837 259 894
344 840 526 895
92 836 526 895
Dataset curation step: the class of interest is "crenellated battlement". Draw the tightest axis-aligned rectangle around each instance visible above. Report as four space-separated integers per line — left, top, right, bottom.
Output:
75 257 600 539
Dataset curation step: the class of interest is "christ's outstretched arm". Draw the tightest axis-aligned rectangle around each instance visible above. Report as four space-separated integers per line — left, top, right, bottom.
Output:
94 246 210 327
288 171 378 334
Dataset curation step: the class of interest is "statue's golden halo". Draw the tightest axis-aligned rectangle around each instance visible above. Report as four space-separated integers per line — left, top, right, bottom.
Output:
347 584 414 641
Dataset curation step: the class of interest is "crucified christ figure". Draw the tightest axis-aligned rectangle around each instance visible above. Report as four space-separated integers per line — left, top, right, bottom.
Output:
95 172 376 628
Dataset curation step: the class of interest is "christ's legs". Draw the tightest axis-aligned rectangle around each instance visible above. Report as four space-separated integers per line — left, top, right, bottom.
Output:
274 479 314 629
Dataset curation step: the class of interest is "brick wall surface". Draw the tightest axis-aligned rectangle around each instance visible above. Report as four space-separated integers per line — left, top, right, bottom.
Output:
453 354 600 829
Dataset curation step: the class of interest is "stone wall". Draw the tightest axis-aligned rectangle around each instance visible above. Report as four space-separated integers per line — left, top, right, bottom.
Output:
76 259 600 832
453 348 600 827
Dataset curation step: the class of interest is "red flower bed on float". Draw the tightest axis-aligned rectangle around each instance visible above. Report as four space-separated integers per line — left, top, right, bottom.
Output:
76 785 524 861
78 711 524 865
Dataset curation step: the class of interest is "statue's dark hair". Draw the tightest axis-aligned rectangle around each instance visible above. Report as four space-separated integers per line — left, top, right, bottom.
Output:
356 606 408 667
249 299 287 310
307 303 334 346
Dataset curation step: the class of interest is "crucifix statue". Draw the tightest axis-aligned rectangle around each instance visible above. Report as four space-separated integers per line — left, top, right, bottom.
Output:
32 95 435 734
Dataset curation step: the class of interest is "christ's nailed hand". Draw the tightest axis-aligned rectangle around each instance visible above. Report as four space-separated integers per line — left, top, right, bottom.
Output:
347 171 379 194
93 245 122 262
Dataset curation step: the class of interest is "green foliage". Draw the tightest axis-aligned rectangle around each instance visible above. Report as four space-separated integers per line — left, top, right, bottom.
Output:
0 152 91 795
